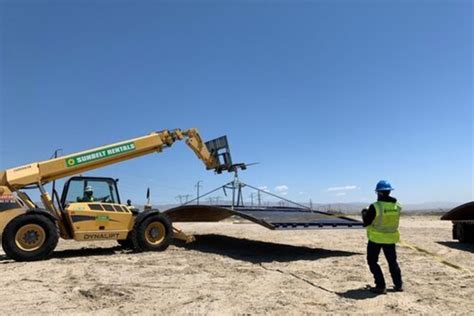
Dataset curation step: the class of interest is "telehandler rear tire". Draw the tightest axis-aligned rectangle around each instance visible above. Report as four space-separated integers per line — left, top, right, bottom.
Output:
131 213 172 252
2 214 59 261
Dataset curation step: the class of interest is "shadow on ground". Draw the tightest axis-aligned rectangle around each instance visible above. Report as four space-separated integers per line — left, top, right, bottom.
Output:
0 246 127 263
337 287 379 300
338 287 403 299
0 234 361 263
437 241 474 252
173 234 360 263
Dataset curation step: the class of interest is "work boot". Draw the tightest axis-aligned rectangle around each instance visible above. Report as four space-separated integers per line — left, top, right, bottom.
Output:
369 287 387 294
393 286 404 292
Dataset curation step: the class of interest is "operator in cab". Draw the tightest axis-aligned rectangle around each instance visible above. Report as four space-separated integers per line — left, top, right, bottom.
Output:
362 180 403 294
79 185 95 202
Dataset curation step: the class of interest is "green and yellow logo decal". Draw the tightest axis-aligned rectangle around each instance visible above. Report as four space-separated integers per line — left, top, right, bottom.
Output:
96 215 110 222
65 142 136 167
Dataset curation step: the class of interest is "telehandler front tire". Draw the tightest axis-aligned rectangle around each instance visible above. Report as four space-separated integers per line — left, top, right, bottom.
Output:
131 213 172 252
2 214 59 261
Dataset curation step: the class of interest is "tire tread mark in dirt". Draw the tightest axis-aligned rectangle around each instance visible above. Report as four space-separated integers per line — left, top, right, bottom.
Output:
258 263 337 294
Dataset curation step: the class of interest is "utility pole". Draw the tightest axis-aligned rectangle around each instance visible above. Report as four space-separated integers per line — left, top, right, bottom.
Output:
257 190 261 207
195 180 203 205
309 198 313 210
250 192 255 207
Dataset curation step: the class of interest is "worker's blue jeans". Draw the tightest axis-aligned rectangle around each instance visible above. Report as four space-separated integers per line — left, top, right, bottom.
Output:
367 241 403 289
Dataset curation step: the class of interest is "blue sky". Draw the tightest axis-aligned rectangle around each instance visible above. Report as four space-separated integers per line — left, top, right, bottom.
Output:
1 0 472 205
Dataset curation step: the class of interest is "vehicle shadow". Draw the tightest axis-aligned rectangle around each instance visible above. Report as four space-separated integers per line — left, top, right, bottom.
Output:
0 246 127 263
437 241 474 253
0 234 360 263
173 234 360 263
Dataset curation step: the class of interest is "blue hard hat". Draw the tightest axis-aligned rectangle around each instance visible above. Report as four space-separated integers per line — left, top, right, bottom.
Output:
375 180 394 192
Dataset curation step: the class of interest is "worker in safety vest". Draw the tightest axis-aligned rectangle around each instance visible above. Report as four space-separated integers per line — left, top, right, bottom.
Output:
80 185 95 202
361 180 403 294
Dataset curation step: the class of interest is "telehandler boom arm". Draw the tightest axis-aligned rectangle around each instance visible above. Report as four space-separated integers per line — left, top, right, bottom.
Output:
0 128 228 191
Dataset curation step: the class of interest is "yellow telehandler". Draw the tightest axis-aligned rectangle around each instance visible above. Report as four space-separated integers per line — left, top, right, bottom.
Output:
0 128 232 261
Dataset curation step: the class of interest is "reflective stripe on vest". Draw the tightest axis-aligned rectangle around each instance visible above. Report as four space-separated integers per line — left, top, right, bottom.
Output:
367 201 401 244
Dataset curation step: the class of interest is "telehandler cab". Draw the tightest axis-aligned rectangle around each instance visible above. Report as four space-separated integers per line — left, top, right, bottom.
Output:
0 128 232 261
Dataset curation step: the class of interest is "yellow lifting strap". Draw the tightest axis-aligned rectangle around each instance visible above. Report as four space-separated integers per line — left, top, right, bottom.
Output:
399 240 472 275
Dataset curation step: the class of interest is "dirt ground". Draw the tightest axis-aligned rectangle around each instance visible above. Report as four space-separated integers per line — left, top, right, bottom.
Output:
0 215 472 314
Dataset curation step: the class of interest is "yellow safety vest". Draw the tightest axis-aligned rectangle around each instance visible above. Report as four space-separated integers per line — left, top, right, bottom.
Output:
366 201 401 244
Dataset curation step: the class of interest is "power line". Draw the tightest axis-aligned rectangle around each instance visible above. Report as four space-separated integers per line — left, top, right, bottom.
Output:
207 196 222 205
175 194 191 204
